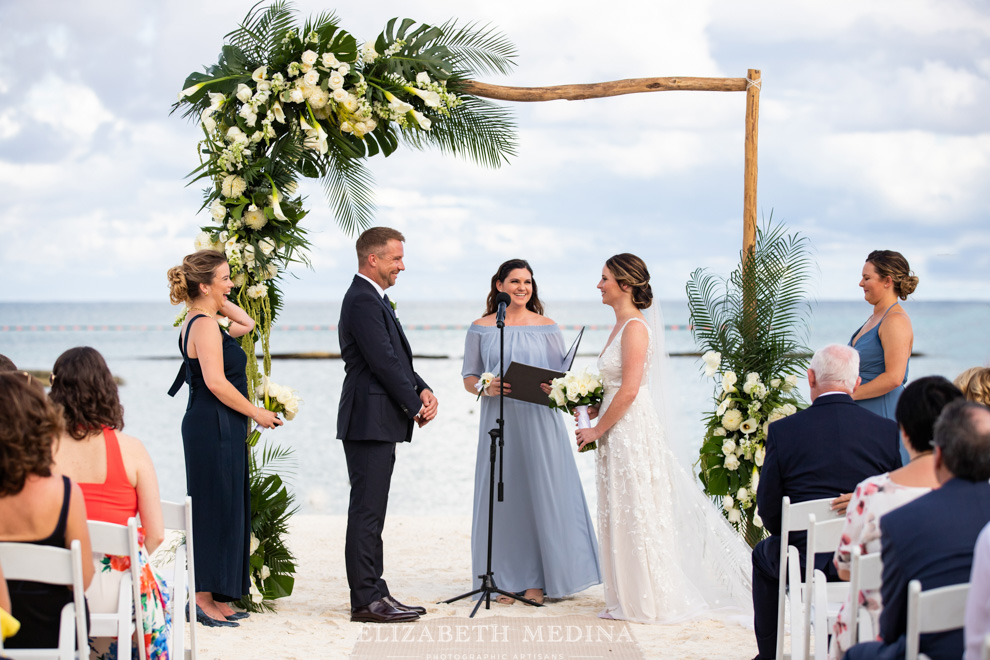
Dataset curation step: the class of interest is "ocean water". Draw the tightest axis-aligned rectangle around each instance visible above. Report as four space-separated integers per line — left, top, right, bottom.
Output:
1 300 988 516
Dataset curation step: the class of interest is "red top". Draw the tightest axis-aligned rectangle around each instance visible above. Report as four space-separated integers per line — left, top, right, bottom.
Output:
78 427 138 525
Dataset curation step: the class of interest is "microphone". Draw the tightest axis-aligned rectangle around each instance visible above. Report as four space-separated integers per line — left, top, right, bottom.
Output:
495 292 511 328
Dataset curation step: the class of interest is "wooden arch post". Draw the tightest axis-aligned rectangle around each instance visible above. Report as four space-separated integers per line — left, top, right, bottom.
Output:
465 69 762 258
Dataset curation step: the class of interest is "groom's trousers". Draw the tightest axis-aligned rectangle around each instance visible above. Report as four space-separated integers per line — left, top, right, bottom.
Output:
752 535 841 659
342 440 396 609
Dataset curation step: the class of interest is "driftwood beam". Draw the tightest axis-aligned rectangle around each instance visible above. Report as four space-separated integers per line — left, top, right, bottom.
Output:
462 77 749 102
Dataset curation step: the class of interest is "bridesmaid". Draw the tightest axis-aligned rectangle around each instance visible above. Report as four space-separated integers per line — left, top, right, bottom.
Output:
849 250 918 463
461 259 600 605
167 250 281 626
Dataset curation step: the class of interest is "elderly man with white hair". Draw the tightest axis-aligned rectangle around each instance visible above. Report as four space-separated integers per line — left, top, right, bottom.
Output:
750 344 903 660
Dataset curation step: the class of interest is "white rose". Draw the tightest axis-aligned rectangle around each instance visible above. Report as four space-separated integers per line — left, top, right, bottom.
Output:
258 237 276 256
340 121 353 133
221 175 246 200
416 71 431 85
226 126 248 144
321 52 339 68
767 410 786 425
742 380 756 395
331 87 348 103
722 495 734 511
303 70 320 86
721 439 736 456
247 283 267 299
260 565 271 581
722 409 744 432
779 403 797 416
740 417 758 435
243 244 256 268
754 446 766 467
210 199 226 221
727 508 741 524
784 374 799 391
283 399 299 420
770 378 781 388
702 350 721 378
722 371 737 394
194 231 214 251
327 72 345 91
550 388 566 407
724 454 740 471
301 50 318 66
289 88 304 104
236 83 253 104
737 487 749 502
244 207 267 230
264 263 279 280
746 372 760 385
336 63 350 75
713 426 727 437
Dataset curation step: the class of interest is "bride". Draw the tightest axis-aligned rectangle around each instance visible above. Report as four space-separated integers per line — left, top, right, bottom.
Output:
575 254 753 623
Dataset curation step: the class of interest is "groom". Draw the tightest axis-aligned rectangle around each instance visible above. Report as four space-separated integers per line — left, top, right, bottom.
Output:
337 226 438 623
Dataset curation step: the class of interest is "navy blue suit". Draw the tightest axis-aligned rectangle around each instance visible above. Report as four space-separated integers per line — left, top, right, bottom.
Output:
752 393 901 658
846 478 990 660
337 275 430 608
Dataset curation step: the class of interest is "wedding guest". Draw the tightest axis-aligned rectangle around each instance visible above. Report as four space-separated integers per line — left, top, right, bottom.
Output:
461 259 600 605
0 371 94 650
829 376 963 659
752 344 901 660
167 250 281 626
49 346 170 658
849 250 918 463
846 400 990 660
0 355 15 371
955 367 990 406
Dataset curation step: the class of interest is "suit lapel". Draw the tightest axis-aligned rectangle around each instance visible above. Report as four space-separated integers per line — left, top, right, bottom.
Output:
365 282 412 361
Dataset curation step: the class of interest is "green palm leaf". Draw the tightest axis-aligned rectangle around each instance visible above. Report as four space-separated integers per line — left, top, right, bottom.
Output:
435 20 517 77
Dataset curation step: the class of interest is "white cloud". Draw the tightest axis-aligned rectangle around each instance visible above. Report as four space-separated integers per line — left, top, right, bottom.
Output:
24 74 113 141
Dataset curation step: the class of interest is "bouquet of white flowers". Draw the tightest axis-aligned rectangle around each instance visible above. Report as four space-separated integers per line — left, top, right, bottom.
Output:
474 372 495 401
247 376 301 446
548 368 605 453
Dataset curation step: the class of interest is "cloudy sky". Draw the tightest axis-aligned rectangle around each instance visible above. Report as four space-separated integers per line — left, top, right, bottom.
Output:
0 0 987 303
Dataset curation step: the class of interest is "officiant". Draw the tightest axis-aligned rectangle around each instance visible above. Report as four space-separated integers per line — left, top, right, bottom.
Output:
461 259 600 606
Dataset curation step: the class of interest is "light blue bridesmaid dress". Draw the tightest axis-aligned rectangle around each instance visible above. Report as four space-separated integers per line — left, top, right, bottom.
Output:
462 324 601 598
850 302 909 463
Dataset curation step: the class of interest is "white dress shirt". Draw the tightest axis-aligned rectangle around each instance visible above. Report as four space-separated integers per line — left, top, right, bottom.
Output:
356 273 385 298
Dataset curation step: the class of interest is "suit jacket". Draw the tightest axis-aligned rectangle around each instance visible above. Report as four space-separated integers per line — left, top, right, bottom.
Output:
869 478 990 659
336 276 429 443
757 393 902 539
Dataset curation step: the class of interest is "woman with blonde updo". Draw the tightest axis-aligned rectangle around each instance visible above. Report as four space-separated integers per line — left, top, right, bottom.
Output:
575 254 752 623
955 367 990 406
849 251 918 461
166 250 281 626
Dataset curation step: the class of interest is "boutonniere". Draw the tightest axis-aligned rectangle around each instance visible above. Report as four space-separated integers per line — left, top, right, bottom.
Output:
389 299 397 312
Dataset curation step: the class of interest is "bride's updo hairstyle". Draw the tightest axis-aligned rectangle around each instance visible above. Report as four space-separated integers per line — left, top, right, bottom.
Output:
866 250 918 300
484 258 545 316
167 250 228 305
606 253 653 310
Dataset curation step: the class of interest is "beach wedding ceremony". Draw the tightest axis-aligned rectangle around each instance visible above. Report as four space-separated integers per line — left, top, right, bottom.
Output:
1 0 989 658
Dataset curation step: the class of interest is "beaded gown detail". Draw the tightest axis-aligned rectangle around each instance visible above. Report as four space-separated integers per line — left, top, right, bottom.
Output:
595 317 753 623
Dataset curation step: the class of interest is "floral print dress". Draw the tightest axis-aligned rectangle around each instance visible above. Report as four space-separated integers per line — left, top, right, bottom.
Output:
829 472 930 659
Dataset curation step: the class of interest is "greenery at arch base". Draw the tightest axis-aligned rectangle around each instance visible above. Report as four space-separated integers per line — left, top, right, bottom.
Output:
173 1 518 610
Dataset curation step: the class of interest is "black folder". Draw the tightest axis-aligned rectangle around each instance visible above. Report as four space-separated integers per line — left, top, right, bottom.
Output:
502 327 584 405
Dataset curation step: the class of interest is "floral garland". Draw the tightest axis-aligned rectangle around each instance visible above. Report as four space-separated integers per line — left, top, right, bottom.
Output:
172 2 517 611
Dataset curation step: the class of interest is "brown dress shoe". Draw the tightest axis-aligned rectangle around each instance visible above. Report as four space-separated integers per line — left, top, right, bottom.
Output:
384 595 427 615
351 598 421 623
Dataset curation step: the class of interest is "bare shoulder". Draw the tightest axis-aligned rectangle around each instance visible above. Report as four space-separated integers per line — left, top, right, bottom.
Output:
474 314 497 327
621 317 649 345
116 431 151 459
534 314 556 326
880 310 913 334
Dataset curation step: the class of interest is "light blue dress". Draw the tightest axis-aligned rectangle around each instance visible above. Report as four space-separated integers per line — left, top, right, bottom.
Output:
850 303 910 463
462 324 601 598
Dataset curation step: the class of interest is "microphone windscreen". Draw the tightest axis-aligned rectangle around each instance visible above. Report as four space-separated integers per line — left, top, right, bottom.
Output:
495 292 512 306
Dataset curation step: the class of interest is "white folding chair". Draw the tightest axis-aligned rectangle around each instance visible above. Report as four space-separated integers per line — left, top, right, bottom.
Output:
805 515 848 659
847 548 882 645
0 539 88 660
981 632 990 660
160 497 197 660
775 496 842 660
905 579 970 660
87 518 145 660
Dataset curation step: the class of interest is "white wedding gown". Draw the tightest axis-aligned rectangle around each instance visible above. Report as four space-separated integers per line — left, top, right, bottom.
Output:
596 316 754 623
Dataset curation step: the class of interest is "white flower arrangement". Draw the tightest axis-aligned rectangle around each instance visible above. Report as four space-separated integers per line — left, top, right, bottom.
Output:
246 376 302 447
474 372 495 401
547 368 605 452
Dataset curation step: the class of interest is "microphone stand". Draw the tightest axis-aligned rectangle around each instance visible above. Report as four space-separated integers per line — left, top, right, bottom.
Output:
442 301 543 616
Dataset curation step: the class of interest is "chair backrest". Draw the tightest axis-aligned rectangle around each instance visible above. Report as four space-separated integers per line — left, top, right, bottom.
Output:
775 496 842 660
0 539 88 657
848 548 883 645
86 518 146 660
981 632 990 660
160 497 196 660
905 579 970 660
801 515 851 659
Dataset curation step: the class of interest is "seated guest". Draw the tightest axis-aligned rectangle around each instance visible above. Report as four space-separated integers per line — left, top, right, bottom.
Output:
48 347 170 660
752 344 902 660
830 376 963 658
847 400 990 660
0 371 94 650
0 354 15 371
955 367 990 406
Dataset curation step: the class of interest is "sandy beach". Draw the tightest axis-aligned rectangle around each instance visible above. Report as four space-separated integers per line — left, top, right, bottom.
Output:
188 514 758 659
